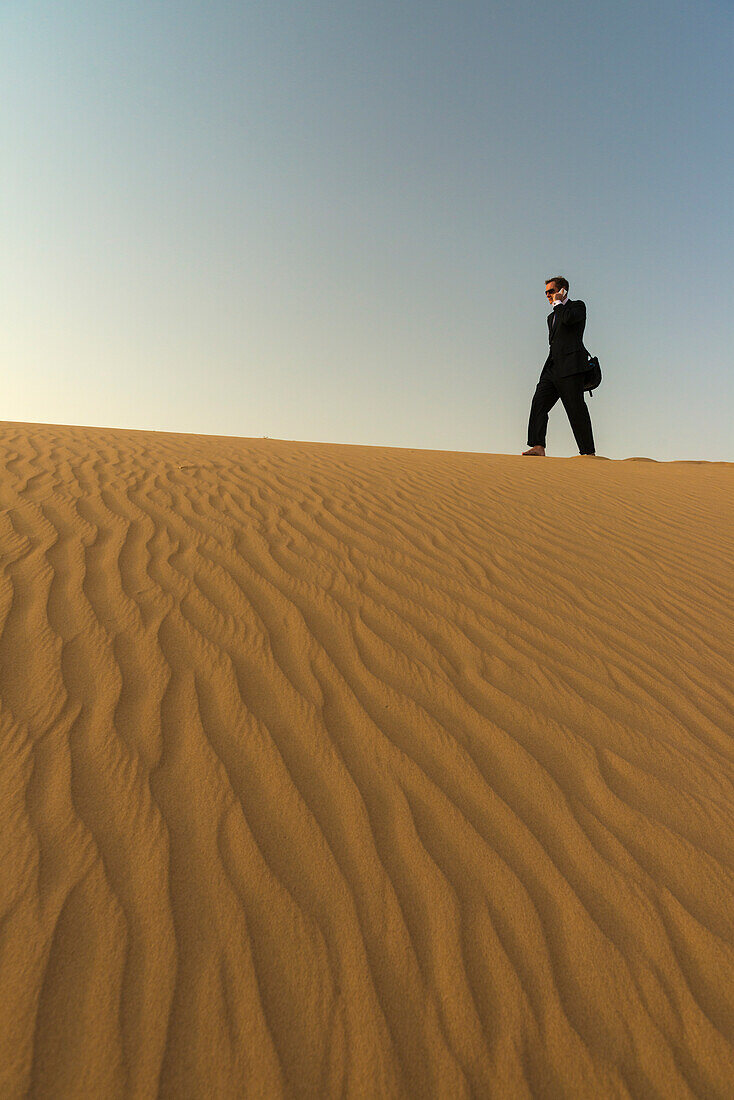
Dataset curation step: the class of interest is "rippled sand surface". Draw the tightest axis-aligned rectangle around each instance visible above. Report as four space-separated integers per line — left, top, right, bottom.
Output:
1 421 732 1098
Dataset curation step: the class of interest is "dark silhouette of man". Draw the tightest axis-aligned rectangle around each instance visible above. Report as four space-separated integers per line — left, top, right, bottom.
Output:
523 276 596 456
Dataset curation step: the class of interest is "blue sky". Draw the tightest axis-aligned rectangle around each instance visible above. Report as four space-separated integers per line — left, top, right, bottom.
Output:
1 1 732 460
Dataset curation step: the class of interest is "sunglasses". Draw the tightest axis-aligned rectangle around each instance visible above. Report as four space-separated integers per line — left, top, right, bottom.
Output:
545 288 559 296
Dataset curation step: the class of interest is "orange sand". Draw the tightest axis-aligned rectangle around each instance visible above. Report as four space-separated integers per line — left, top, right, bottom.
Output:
0 421 732 1098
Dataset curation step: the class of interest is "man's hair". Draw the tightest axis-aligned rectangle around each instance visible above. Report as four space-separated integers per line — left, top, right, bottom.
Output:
545 275 569 292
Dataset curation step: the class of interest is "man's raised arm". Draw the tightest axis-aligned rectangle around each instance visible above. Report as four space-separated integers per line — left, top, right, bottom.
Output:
558 299 586 325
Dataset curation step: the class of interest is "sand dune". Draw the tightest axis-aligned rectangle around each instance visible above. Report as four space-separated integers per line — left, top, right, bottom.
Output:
0 421 732 1098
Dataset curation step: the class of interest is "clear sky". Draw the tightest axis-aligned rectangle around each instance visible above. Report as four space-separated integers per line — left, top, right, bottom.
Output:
1 1 732 460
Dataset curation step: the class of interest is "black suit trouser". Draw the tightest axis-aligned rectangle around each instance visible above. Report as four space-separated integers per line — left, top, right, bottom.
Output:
527 361 595 454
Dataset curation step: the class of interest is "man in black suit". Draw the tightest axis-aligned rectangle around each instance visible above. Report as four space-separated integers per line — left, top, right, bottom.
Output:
523 276 596 456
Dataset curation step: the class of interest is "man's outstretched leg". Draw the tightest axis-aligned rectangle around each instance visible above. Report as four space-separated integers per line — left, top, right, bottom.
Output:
524 367 559 455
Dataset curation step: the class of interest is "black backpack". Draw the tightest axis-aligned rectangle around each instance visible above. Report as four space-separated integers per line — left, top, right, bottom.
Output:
582 355 602 396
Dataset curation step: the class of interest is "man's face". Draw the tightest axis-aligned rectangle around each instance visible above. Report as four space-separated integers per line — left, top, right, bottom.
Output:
545 283 564 304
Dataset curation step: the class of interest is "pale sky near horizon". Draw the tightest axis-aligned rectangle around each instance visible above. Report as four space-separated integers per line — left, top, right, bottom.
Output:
1 1 732 461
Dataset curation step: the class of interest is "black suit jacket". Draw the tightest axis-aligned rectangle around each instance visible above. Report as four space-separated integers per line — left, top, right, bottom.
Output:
544 298 589 378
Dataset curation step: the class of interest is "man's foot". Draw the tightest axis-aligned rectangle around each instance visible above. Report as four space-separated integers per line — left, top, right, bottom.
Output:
522 445 546 456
